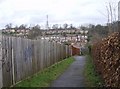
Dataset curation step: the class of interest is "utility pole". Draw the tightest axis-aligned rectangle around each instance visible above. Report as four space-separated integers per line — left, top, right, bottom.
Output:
118 1 120 21
118 1 120 32
46 15 49 30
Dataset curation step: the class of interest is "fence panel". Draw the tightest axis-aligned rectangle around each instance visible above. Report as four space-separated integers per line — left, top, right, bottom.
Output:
2 36 13 86
1 36 72 87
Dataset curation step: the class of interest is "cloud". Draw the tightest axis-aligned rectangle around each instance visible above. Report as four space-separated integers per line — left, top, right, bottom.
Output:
0 0 119 29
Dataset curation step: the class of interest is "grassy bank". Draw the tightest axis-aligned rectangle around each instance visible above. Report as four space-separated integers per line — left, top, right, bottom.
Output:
84 55 104 87
14 57 74 87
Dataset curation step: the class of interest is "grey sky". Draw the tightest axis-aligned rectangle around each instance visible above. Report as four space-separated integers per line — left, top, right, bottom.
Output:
0 0 119 29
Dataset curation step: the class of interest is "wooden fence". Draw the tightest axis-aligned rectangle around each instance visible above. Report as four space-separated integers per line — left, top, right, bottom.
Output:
1 36 71 87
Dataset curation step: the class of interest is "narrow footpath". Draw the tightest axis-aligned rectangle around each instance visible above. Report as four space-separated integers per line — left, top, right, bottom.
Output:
50 56 86 87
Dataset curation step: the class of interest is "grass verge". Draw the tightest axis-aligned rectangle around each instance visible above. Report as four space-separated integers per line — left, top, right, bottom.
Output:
84 54 104 87
14 57 74 87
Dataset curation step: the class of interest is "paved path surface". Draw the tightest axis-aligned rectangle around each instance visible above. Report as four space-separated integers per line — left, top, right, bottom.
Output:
50 56 86 87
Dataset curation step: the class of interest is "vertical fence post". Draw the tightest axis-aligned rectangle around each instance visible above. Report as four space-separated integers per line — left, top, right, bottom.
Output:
11 38 15 85
0 32 3 88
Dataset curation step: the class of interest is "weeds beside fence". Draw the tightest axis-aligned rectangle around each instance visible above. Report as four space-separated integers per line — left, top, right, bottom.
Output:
14 57 74 87
1 35 71 87
84 55 104 87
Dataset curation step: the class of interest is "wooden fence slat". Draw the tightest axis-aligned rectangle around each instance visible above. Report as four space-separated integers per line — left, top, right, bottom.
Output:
1 36 72 87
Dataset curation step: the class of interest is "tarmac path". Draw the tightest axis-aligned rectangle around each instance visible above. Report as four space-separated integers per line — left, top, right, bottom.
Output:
50 56 86 87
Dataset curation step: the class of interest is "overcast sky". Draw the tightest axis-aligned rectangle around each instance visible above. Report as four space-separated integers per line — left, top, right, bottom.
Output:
0 0 119 29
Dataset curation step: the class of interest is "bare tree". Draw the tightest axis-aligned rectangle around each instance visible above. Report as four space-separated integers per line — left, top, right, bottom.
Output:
19 24 27 29
98 1 118 33
52 24 59 29
5 23 12 29
63 23 68 29
106 2 118 33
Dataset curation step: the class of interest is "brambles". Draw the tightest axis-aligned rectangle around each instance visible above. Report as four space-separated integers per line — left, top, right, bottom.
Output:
92 32 120 87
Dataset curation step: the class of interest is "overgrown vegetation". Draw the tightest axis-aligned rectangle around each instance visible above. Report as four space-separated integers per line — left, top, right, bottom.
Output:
82 44 104 87
92 32 120 87
84 54 104 87
14 57 74 87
